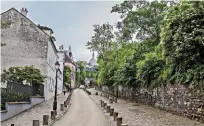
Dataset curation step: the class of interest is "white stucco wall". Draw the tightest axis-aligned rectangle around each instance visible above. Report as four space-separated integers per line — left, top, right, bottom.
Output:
1 97 44 121
57 78 63 94
44 39 58 100
57 51 65 94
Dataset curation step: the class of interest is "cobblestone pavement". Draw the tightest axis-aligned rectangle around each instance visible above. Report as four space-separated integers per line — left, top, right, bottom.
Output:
88 88 204 126
53 89 110 126
1 92 70 126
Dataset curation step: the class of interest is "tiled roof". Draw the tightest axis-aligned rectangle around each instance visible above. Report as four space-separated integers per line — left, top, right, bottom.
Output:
64 53 72 63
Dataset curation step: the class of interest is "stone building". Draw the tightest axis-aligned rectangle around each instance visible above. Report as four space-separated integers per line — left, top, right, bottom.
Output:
1 7 60 100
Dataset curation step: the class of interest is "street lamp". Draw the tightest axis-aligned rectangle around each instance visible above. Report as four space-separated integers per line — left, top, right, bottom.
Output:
53 61 60 114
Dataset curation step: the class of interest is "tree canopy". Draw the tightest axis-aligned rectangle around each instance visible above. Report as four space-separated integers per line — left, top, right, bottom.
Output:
63 66 72 86
86 1 204 90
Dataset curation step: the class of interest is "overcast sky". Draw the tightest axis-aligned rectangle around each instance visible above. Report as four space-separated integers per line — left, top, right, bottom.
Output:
1 1 122 62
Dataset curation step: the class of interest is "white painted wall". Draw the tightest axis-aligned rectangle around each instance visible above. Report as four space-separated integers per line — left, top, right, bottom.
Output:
1 97 44 121
57 51 65 94
44 39 58 100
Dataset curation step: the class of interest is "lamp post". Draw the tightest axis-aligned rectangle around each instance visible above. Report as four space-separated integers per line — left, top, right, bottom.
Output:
53 61 60 115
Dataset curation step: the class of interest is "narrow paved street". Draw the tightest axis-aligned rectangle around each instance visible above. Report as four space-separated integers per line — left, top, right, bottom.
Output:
53 89 109 126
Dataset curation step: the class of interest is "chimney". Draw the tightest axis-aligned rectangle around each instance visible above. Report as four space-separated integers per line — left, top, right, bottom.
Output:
21 7 28 17
62 45 64 49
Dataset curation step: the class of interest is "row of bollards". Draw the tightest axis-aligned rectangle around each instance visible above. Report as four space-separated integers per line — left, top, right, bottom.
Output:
101 92 117 103
100 100 128 126
10 91 73 126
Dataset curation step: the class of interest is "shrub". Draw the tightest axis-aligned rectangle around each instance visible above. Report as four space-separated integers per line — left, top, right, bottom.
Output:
1 91 30 110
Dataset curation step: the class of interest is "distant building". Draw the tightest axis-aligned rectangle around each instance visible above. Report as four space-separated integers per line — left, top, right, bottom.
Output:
1 7 60 100
85 52 98 71
61 45 76 89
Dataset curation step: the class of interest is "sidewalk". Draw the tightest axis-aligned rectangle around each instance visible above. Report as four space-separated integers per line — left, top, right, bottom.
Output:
88 88 204 126
1 92 70 126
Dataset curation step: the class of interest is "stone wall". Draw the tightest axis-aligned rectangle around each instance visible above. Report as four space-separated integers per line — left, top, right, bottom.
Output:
1 8 48 75
1 8 57 100
104 84 204 123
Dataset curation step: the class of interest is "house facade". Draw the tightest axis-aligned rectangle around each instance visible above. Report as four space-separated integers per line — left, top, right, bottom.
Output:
1 8 59 100
57 45 66 94
64 46 76 89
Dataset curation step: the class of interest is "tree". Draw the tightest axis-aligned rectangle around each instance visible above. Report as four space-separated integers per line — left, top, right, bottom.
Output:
63 66 71 86
160 1 204 87
111 1 174 45
76 61 86 85
86 23 114 58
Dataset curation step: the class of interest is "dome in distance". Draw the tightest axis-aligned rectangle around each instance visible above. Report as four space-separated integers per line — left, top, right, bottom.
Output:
88 52 98 66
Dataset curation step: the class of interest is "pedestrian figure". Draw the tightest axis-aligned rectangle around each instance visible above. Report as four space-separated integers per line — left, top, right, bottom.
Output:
63 87 66 95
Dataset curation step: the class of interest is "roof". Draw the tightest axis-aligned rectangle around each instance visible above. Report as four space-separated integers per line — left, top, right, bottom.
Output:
89 58 98 66
64 53 72 63
1 8 58 53
37 25 54 34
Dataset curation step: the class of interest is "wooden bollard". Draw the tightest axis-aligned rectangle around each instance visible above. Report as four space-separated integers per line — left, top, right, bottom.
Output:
101 101 104 107
64 101 67 107
110 108 114 116
51 111 56 120
114 112 118 121
101 101 103 107
109 98 113 104
66 99 69 105
100 100 102 107
107 95 109 99
33 120 40 126
104 103 107 109
11 124 14 126
106 105 110 113
60 104 64 111
43 115 49 125
121 124 128 126
114 97 117 103
117 117 122 126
